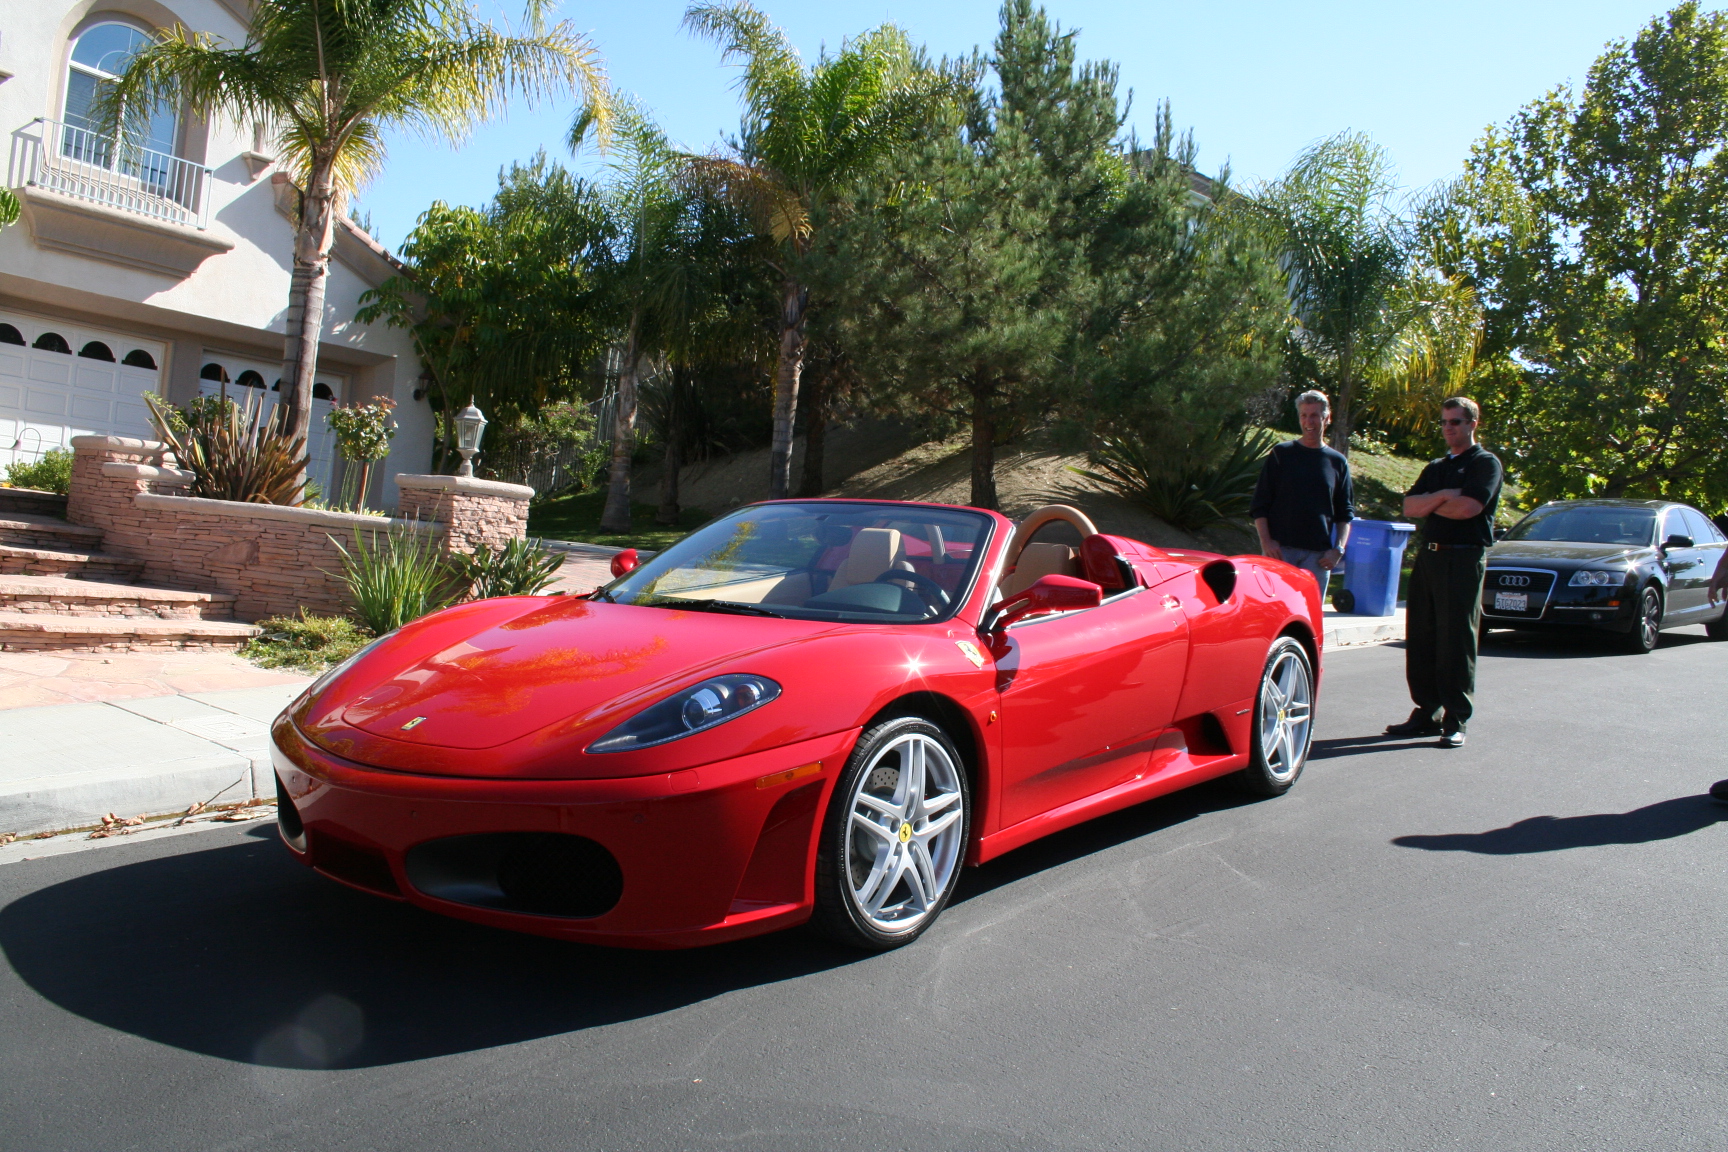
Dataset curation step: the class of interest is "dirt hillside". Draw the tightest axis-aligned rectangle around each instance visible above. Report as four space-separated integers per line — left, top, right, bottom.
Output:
658 421 1257 554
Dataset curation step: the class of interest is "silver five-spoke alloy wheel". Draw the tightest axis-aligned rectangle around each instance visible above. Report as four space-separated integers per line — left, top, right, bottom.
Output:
1239 636 1314 796
844 729 966 933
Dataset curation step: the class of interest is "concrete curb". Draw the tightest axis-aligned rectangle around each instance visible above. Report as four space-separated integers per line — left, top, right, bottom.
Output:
0 683 302 836
1324 607 1406 649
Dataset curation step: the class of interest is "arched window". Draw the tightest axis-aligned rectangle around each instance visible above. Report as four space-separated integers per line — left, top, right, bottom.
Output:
313 382 335 401
62 22 178 167
235 370 265 389
0 325 23 346
271 378 282 391
78 341 116 362
33 332 72 354
122 349 157 369
200 362 230 383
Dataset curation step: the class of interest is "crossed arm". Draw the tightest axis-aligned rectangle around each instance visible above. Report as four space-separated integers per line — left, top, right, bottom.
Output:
1404 489 1485 520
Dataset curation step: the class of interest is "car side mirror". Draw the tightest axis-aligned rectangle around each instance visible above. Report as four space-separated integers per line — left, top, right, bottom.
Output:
1662 534 1694 552
610 548 639 578
1493 525 1508 541
990 575 1103 631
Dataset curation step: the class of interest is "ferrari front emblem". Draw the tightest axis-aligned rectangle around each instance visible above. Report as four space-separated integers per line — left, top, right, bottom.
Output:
954 640 986 668
400 716 427 731
898 822 913 843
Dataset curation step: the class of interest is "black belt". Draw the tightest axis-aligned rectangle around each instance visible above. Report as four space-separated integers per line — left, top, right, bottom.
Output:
1424 542 1485 551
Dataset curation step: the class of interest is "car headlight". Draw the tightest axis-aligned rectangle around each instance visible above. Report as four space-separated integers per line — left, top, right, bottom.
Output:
587 674 782 753
1568 570 1622 587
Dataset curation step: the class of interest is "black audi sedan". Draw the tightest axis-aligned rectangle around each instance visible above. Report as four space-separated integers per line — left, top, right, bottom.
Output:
1482 499 1727 653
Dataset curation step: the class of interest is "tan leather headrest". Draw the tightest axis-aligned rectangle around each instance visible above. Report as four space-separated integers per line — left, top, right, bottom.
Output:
831 527 906 590
1001 542 1080 598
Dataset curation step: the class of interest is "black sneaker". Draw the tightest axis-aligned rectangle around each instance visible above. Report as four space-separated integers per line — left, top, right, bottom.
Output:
1385 712 1442 737
1437 729 1466 749
1710 780 1728 804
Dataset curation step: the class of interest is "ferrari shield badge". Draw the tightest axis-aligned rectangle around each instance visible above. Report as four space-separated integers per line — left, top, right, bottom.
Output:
954 640 987 668
400 716 428 731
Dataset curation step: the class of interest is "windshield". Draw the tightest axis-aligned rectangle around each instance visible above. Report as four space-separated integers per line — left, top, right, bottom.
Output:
603 502 995 623
1504 505 1656 546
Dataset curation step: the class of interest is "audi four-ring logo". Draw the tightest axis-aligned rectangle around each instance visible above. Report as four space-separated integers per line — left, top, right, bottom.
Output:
1498 574 1531 587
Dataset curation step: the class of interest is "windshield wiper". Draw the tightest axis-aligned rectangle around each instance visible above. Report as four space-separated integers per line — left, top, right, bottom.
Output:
638 597 782 618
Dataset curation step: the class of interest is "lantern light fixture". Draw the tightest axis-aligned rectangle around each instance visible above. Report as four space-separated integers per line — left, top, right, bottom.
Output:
454 402 487 477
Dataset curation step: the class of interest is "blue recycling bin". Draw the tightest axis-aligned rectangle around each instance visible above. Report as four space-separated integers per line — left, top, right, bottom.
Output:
1339 519 1416 616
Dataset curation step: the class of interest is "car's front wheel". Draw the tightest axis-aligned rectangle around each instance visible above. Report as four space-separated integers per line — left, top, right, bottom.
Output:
813 716 971 951
1236 636 1314 797
1622 585 1662 654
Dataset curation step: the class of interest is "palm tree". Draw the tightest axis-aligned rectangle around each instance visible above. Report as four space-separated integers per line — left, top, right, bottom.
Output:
683 1 953 499
108 0 607 488
1254 132 1480 451
579 100 691 532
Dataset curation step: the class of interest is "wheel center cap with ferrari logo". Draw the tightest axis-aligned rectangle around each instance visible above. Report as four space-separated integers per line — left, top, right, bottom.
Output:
898 822 913 843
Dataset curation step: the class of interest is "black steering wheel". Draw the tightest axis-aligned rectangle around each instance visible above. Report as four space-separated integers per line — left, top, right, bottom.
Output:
873 570 951 614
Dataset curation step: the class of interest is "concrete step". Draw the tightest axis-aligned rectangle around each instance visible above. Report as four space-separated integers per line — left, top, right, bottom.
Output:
0 487 68 518
0 612 259 653
0 576 239 621
0 544 145 582
0 512 105 551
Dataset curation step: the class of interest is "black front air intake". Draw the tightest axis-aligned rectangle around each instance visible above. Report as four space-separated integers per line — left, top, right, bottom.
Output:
404 833 624 919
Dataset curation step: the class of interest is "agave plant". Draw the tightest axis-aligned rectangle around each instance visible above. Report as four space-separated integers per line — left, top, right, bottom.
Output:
450 537 566 600
146 392 306 505
1073 426 1280 533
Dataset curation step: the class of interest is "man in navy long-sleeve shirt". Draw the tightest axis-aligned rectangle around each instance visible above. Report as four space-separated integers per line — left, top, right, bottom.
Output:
1250 390 1355 601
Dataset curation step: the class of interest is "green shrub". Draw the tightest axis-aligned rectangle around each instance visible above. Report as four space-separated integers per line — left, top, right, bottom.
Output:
242 610 374 672
3 448 74 494
451 537 566 600
331 525 455 634
1073 426 1279 533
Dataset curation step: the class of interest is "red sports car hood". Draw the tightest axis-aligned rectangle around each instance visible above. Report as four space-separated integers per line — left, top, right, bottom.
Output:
298 596 843 760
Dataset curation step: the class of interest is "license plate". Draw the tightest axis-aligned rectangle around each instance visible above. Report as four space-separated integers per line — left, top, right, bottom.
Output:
1494 592 1528 612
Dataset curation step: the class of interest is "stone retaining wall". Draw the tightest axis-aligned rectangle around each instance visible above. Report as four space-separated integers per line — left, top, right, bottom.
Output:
66 437 533 622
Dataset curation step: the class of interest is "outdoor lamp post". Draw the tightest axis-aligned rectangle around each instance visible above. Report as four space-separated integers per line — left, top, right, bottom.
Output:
454 402 487 477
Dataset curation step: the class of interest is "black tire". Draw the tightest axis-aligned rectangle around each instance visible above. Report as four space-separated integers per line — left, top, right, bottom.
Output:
1235 636 1315 797
1622 585 1663 654
1706 606 1728 641
812 716 971 951
1331 588 1355 613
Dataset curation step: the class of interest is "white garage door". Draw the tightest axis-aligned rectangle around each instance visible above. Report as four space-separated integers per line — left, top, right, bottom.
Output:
0 311 164 470
197 351 344 498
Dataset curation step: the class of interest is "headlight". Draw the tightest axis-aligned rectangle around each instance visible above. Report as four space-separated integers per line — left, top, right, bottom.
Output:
1568 570 1622 586
587 674 782 753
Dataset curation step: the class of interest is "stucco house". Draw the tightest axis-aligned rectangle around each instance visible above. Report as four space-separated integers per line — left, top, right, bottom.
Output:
0 0 434 506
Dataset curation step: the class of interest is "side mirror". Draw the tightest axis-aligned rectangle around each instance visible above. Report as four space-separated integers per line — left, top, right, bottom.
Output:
1662 534 1694 552
609 548 640 578
1493 525 1509 541
991 575 1103 631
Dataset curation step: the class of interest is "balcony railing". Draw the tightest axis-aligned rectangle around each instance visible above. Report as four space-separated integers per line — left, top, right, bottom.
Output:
20 118 211 230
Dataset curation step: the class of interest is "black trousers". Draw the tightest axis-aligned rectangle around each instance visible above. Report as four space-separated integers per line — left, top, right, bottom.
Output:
1405 546 1487 729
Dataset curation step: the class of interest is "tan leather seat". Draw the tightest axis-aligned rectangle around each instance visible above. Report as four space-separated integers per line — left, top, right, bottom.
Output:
1000 541 1081 598
829 528 911 591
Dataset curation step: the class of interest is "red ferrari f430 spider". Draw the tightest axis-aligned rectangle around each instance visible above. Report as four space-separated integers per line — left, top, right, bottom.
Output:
271 500 1324 950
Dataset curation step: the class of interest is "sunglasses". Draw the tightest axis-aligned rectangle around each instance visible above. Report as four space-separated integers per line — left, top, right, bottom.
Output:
1441 417 1473 427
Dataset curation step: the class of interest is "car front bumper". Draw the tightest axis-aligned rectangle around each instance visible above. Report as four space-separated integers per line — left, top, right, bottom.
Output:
269 713 856 949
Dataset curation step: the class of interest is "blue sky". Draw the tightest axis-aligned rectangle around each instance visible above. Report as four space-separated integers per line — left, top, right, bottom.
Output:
352 0 1674 249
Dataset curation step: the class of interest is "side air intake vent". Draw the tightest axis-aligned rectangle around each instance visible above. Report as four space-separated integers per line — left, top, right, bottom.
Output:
1201 560 1236 603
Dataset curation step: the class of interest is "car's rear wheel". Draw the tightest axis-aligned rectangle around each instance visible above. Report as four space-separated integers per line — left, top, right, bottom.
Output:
1236 636 1314 797
813 716 970 951
1622 585 1662 654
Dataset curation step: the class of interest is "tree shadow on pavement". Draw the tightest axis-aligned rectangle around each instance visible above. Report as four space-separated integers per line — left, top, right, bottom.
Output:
0 825 862 1071
1392 795 1726 855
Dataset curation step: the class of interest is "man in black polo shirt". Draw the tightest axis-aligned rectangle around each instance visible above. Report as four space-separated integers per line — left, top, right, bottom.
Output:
1250 390 1354 602
1386 396 1503 748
